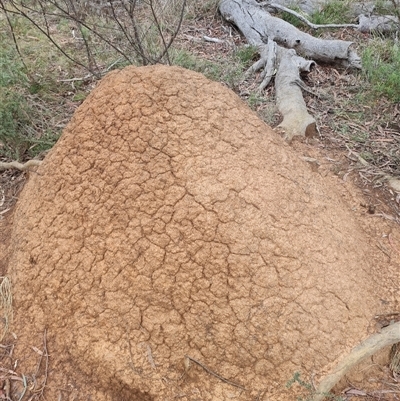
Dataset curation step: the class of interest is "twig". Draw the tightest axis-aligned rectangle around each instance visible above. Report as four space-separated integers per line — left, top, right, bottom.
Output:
4 378 10 400
0 1 30 76
184 355 246 391
18 374 27 401
0 187 4 208
153 0 187 64
376 242 391 259
203 35 224 43
32 329 49 397
259 38 277 92
0 367 19 376
0 160 42 171
58 74 93 82
292 79 321 98
145 344 156 369
106 57 123 72
149 0 171 64
0 277 12 342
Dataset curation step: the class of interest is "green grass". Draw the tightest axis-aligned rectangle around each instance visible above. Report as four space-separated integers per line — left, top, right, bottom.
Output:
0 18 65 160
171 46 256 88
373 0 400 18
276 6 307 29
310 0 353 25
0 89 31 159
234 45 258 66
362 39 400 102
0 33 33 159
172 49 223 78
286 372 346 401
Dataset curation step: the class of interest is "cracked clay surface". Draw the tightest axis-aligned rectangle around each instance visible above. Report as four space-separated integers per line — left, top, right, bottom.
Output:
7 65 398 400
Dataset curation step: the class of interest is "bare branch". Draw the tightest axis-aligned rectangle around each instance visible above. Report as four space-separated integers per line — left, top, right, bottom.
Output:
153 0 187 64
264 2 359 30
314 322 400 401
0 160 42 171
0 1 30 75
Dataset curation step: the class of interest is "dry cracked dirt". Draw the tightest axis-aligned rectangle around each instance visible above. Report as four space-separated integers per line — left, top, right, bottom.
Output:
0 65 399 401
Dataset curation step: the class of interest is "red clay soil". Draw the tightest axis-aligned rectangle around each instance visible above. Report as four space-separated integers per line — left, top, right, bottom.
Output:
5 65 400 401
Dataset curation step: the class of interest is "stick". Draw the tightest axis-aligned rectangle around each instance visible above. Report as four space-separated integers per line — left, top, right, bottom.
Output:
0 277 12 342
33 329 49 397
261 2 359 30
184 355 246 391
203 36 224 43
0 160 42 171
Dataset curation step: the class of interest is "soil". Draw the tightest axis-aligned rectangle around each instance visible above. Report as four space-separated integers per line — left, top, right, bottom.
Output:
1 65 399 401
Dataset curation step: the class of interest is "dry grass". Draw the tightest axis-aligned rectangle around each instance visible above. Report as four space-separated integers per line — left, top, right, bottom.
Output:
0 277 12 342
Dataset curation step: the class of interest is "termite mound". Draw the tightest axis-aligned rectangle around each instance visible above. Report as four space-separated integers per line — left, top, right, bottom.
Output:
7 65 396 400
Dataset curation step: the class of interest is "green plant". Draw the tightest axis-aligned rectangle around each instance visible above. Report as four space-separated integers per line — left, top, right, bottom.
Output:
276 6 307 28
0 38 27 87
0 89 33 159
185 0 219 19
248 92 266 109
286 372 346 401
373 0 400 19
234 45 258 66
172 49 246 86
0 24 64 160
310 0 353 25
362 39 400 102
172 50 221 78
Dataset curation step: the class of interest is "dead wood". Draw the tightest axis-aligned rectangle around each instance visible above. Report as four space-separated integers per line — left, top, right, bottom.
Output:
219 0 361 139
314 322 400 401
0 160 42 171
219 0 360 66
275 47 317 139
358 14 399 33
267 0 399 31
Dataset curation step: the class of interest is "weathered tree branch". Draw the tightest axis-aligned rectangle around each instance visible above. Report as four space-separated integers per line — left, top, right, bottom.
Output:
265 2 359 30
0 160 42 171
219 0 360 139
220 0 361 67
275 48 317 139
314 322 400 401
264 1 399 32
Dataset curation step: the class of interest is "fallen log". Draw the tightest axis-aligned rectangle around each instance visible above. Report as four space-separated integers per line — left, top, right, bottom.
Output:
219 0 361 139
